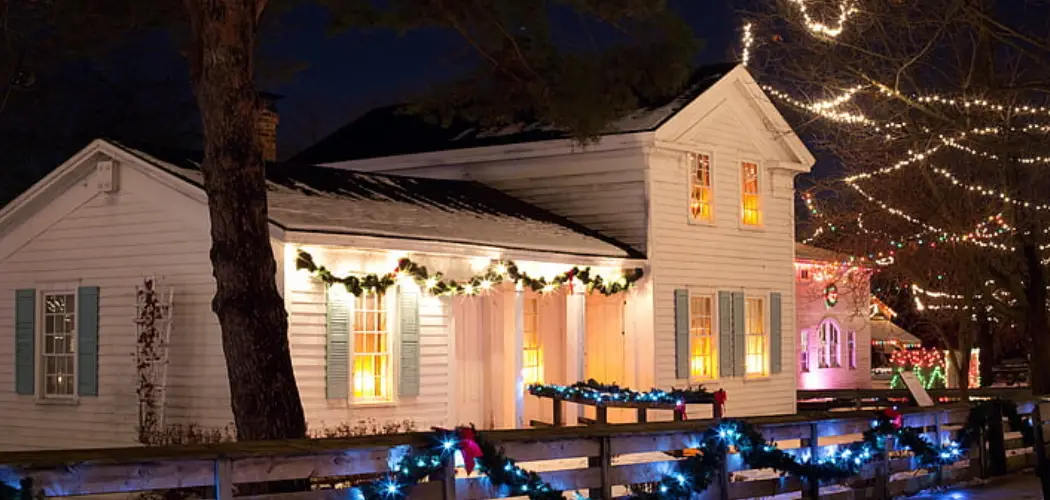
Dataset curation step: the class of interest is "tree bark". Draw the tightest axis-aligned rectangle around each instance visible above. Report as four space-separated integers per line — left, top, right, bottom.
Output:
976 310 994 388
183 0 306 441
1023 241 1050 396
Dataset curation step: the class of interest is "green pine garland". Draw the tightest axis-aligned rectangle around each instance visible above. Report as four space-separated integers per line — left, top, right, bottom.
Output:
295 249 644 297
527 380 715 404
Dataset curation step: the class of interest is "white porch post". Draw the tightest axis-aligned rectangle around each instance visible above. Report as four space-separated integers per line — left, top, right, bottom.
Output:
565 288 586 426
512 290 525 428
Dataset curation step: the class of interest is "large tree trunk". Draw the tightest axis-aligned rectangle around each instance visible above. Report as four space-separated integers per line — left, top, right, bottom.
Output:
184 0 306 441
1023 241 1050 396
976 311 994 388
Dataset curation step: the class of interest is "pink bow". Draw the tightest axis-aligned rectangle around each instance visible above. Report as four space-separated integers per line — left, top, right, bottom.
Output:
457 427 483 474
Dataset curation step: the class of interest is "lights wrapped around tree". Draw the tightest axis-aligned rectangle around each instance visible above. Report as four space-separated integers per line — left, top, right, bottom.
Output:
295 249 644 297
889 348 946 390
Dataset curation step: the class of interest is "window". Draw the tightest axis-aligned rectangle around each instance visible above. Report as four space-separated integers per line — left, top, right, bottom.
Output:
522 297 543 384
744 298 767 375
352 293 392 401
42 292 77 398
690 153 713 222
848 331 857 370
800 330 810 372
741 161 761 226
817 321 841 369
799 268 811 281
689 295 716 380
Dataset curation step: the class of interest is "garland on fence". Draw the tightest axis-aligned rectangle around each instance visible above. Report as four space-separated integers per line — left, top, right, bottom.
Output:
295 249 644 297
527 380 716 405
346 406 975 500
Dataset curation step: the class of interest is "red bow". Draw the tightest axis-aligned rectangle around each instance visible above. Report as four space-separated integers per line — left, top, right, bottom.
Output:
456 427 483 474
883 408 903 429
567 269 576 294
675 400 688 420
714 389 728 418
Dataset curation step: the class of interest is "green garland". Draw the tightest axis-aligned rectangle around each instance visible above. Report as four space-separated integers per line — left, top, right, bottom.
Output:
295 249 643 297
528 379 715 405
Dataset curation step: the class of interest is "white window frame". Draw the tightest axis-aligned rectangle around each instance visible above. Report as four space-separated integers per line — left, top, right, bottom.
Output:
743 296 769 377
817 319 842 369
522 295 543 384
347 291 397 405
800 329 810 373
687 151 716 225
739 159 764 228
688 292 718 381
848 330 857 370
38 289 78 400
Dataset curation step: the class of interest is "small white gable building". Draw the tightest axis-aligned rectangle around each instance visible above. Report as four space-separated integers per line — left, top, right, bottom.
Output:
0 63 814 451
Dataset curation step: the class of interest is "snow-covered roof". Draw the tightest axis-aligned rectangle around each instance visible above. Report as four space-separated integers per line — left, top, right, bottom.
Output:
293 63 738 164
795 243 856 263
114 142 642 259
869 318 922 346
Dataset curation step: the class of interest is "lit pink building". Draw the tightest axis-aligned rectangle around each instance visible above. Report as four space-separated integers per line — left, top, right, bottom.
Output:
794 244 873 390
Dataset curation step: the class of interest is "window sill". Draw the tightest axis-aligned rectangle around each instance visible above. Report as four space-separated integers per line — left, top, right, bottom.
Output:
34 397 79 406
687 217 716 227
743 375 771 382
350 400 398 408
738 223 766 232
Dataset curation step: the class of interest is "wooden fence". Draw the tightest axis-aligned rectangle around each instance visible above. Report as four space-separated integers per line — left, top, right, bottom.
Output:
797 387 1036 412
0 400 1047 500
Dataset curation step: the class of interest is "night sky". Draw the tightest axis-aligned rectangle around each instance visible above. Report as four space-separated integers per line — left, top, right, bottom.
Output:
267 1 737 156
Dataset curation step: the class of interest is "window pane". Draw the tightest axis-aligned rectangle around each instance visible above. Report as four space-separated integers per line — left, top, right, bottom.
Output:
690 154 713 221
351 293 391 401
744 298 766 375
522 297 543 384
741 162 761 225
690 296 716 379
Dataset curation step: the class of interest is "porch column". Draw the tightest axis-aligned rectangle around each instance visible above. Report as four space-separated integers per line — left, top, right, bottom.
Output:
511 289 525 428
565 288 586 426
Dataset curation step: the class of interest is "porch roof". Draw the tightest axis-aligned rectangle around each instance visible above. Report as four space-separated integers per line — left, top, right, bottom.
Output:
115 142 643 259
870 318 922 346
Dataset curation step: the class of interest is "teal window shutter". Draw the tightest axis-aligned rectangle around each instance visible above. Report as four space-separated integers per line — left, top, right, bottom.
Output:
325 286 350 400
674 289 689 380
717 291 733 378
398 290 421 397
77 286 100 396
15 289 35 395
769 292 783 374
732 292 746 377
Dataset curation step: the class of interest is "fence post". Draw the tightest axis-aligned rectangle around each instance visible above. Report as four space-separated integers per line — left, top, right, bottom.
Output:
1032 403 1050 499
718 442 730 500
986 402 1007 477
934 412 943 487
801 422 820 499
588 436 612 499
214 459 233 500
976 421 988 479
17 478 32 500
437 457 457 500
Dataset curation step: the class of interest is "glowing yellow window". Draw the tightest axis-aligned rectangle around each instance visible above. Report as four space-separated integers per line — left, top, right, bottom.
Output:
522 297 543 384
744 298 767 375
741 162 761 226
690 153 713 221
352 292 392 401
689 295 716 380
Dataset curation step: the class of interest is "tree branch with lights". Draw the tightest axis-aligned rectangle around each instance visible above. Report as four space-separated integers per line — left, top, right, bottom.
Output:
739 0 1050 393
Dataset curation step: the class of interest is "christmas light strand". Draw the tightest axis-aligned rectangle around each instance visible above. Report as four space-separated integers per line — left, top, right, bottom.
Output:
929 167 1050 211
786 0 860 38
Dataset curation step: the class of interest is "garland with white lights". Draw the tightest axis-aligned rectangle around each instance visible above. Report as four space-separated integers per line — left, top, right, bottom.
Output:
346 408 975 500
527 379 716 405
295 250 644 297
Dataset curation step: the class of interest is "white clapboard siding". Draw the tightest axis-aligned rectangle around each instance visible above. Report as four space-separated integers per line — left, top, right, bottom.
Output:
647 95 801 418
0 165 231 451
286 250 454 433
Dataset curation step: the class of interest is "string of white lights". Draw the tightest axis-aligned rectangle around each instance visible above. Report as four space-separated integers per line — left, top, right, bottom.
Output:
740 23 754 67
929 167 1050 211
786 0 860 38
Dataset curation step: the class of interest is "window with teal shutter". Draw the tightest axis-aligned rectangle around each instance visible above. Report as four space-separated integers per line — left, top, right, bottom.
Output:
673 289 689 379
717 291 733 378
769 292 783 374
14 289 35 395
77 286 100 396
731 292 746 377
398 290 421 397
325 286 350 400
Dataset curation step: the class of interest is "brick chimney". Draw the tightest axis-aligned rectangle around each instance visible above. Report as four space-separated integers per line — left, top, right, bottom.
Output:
257 92 281 162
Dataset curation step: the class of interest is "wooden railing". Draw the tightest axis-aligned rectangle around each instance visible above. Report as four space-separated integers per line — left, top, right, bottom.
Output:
0 401 1047 500
797 387 1036 412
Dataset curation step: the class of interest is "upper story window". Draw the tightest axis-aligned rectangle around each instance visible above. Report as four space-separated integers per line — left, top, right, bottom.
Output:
741 161 761 226
817 320 841 369
690 153 713 222
689 295 716 380
352 292 393 402
522 297 543 384
42 292 77 398
744 297 767 376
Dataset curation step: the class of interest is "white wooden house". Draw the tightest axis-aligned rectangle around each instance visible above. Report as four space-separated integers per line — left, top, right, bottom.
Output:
794 244 872 390
0 63 814 451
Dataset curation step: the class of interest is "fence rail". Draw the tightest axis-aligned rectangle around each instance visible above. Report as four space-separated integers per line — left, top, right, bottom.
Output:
1 400 1046 500
797 387 1036 412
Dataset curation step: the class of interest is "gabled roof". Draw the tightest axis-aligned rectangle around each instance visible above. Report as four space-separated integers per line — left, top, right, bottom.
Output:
795 243 856 263
293 63 739 165
110 142 642 259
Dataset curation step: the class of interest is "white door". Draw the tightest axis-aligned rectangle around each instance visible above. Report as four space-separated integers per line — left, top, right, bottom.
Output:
454 297 489 427
585 295 628 422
